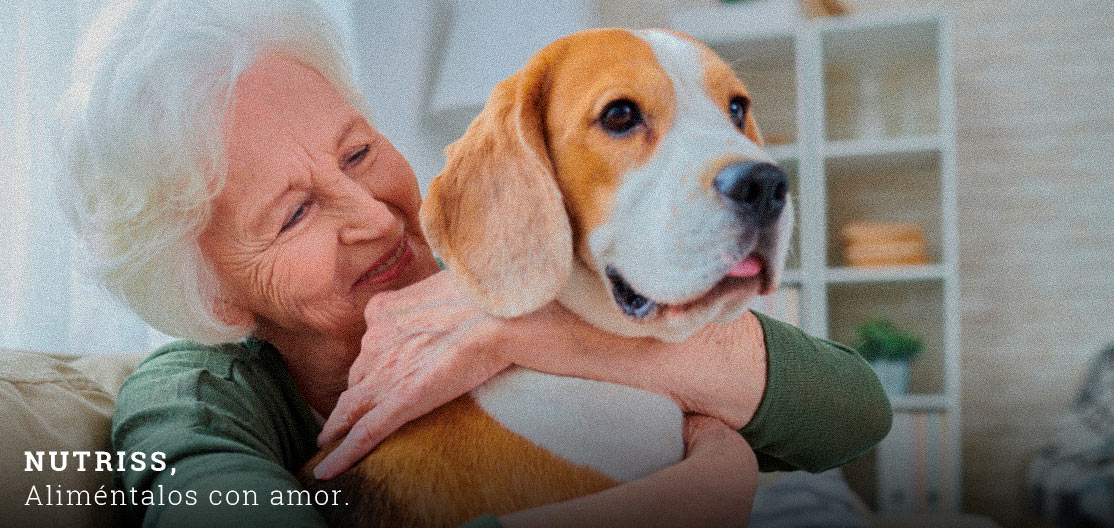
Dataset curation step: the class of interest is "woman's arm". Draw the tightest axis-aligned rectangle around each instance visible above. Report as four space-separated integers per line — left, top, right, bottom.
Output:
739 311 893 471
114 341 327 527
509 307 892 472
316 270 890 478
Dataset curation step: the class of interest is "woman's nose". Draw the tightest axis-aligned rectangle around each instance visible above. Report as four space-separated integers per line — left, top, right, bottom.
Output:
337 184 396 246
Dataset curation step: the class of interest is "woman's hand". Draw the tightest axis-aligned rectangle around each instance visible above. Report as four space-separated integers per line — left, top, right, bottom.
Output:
314 270 513 479
314 268 769 479
500 414 758 527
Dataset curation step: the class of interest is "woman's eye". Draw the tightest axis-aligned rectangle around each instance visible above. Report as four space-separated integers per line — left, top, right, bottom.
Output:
729 96 750 131
599 99 643 135
343 145 370 168
280 201 311 232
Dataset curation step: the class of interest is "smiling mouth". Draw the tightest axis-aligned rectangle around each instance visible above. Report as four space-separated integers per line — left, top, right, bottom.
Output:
605 254 768 321
353 236 412 289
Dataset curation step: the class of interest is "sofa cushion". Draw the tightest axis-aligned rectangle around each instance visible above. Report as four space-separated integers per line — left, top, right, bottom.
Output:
0 349 144 527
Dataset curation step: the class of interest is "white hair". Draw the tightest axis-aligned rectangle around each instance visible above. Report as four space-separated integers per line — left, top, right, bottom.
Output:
54 0 369 344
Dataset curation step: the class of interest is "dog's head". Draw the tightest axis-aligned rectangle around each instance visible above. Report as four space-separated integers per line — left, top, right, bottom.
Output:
421 28 794 342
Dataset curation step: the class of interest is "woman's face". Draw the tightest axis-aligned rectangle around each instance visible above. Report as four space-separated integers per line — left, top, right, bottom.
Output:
200 54 439 343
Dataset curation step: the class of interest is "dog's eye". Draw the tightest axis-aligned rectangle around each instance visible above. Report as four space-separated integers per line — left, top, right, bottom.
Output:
599 99 643 135
729 96 750 131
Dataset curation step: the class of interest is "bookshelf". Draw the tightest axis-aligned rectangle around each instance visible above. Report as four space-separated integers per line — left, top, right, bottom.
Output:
672 8 961 514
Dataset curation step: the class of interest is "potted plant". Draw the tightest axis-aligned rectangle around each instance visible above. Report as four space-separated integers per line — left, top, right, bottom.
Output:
853 317 924 395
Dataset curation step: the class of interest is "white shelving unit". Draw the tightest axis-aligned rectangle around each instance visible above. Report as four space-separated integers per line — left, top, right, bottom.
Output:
672 8 960 514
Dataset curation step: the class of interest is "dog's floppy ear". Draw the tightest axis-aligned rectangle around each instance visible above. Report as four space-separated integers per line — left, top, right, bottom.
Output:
421 56 572 318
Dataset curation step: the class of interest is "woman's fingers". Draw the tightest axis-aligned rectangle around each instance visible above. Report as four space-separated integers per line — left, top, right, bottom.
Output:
315 352 509 479
318 343 431 448
317 381 377 448
312 400 409 480
315 269 519 479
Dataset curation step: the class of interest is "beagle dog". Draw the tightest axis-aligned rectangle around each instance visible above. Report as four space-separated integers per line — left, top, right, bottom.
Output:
302 28 793 527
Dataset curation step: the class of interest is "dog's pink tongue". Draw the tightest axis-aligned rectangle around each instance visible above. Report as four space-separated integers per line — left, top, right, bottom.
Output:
728 256 763 278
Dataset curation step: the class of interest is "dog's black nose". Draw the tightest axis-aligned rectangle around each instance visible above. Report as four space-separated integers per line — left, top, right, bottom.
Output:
713 161 788 226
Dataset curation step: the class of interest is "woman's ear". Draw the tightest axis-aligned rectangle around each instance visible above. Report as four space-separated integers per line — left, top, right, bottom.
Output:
421 53 573 318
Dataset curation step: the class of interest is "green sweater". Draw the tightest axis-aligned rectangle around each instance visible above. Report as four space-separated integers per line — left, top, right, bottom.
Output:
112 311 890 527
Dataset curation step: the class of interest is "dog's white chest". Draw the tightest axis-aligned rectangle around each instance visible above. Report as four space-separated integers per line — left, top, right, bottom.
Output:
469 366 684 482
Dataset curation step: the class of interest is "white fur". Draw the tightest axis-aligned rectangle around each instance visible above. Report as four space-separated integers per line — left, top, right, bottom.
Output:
471 367 684 482
557 29 794 341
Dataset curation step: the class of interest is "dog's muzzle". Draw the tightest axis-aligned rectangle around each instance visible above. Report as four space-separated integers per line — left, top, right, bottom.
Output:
713 161 788 226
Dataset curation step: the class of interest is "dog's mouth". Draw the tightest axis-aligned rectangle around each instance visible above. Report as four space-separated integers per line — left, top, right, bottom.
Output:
605 253 771 321
605 266 659 319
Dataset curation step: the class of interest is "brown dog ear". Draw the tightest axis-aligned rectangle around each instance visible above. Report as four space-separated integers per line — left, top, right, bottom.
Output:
420 57 573 318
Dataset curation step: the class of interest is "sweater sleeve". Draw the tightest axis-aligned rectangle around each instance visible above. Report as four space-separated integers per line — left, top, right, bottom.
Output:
740 311 893 472
112 341 327 527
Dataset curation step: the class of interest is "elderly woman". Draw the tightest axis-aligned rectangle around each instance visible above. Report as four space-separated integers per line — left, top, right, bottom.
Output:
56 0 890 526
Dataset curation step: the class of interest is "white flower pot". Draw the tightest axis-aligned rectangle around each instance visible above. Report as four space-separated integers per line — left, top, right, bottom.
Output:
870 359 911 396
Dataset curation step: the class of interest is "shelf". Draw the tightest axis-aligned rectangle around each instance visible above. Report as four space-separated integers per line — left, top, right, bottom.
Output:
820 14 940 66
826 264 949 284
829 281 947 395
825 134 938 158
824 135 940 170
821 13 941 143
824 146 943 267
781 266 951 286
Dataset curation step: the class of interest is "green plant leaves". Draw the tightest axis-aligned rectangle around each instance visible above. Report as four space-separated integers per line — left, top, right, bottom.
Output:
853 317 924 362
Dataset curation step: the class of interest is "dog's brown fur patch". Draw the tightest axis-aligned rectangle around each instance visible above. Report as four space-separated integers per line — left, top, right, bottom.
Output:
300 395 618 527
